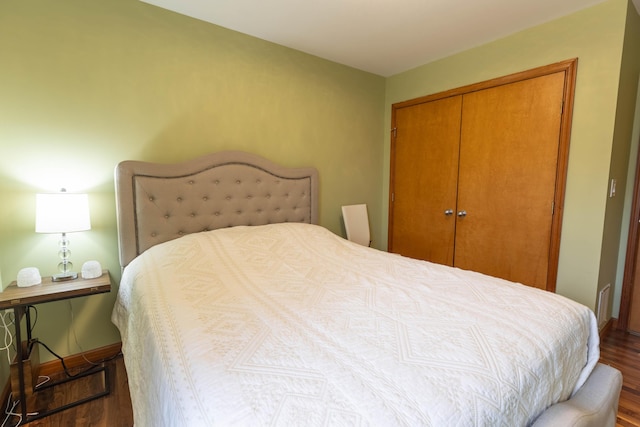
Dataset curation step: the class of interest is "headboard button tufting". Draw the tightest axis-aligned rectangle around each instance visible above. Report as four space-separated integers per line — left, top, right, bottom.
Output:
116 151 318 268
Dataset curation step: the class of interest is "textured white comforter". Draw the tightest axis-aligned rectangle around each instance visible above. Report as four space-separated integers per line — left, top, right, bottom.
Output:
112 223 599 427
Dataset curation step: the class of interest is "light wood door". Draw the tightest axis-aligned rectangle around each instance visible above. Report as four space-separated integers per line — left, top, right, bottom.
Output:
389 60 577 291
454 72 565 289
388 96 462 264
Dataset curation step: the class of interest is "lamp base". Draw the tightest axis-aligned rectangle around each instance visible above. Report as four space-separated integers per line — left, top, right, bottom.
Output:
52 271 78 282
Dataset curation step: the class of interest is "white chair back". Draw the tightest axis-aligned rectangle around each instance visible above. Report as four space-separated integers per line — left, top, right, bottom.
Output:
341 204 371 247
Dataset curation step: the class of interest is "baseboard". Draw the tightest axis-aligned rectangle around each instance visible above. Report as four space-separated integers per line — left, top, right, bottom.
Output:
37 342 122 377
600 317 617 338
0 342 122 410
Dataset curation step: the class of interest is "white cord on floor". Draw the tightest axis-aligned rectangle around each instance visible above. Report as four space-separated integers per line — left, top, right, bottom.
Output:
36 375 50 388
1 393 38 427
0 394 17 427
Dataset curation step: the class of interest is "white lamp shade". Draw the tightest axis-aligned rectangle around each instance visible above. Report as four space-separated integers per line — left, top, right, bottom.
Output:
35 193 91 233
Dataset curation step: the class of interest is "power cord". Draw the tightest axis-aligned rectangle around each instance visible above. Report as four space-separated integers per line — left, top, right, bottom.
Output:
67 300 101 367
27 306 38 337
33 339 101 379
32 299 122 378
0 302 120 426
0 311 14 365
0 394 17 427
1 392 39 427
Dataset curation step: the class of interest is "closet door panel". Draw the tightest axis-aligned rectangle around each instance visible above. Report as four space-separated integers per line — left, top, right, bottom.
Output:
454 72 565 289
389 96 462 264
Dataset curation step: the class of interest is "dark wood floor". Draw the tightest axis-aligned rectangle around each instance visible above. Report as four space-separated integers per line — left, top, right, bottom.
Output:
600 328 640 426
3 356 133 427
2 329 638 426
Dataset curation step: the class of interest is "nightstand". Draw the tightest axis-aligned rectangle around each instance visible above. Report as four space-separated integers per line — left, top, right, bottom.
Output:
0 270 112 425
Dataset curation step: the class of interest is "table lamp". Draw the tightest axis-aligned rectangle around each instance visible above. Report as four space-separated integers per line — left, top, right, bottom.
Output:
35 189 91 281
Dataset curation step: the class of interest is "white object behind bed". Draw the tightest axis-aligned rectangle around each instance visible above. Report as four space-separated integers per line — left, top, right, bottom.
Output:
342 204 371 246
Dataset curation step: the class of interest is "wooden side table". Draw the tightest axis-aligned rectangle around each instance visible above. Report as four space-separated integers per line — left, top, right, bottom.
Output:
0 270 112 424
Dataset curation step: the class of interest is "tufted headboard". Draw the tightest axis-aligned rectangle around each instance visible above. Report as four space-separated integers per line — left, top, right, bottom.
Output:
115 151 319 268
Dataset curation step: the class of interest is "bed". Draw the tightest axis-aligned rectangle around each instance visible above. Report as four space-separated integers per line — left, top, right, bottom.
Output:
112 150 622 427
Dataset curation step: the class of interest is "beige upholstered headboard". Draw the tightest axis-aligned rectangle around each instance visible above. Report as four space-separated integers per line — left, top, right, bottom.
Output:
115 151 319 268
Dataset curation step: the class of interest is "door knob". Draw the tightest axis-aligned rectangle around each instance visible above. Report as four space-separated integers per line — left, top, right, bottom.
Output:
457 210 467 217
444 209 454 216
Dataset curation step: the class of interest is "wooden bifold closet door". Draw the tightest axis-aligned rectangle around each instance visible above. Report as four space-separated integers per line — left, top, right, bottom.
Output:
388 60 576 291
389 96 462 266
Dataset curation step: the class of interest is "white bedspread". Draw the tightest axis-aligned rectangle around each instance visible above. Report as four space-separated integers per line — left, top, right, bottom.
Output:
112 223 599 427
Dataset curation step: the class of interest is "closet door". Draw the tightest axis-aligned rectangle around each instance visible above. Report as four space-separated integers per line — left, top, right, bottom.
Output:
454 72 565 289
388 96 462 264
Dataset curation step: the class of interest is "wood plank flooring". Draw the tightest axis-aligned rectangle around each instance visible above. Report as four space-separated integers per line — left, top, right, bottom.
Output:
0 329 637 426
2 356 133 427
600 328 640 426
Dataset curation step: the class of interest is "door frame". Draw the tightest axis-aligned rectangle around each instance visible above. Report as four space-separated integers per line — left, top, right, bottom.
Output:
388 58 578 292
616 135 640 331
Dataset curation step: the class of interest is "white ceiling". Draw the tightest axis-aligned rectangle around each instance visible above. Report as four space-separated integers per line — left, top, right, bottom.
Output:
142 0 639 77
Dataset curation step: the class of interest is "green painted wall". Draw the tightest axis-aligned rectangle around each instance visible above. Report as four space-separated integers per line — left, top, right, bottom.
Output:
383 0 633 311
0 0 385 378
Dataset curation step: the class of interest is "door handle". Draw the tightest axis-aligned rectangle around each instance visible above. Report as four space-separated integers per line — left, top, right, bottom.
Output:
444 209 454 216
457 210 467 217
